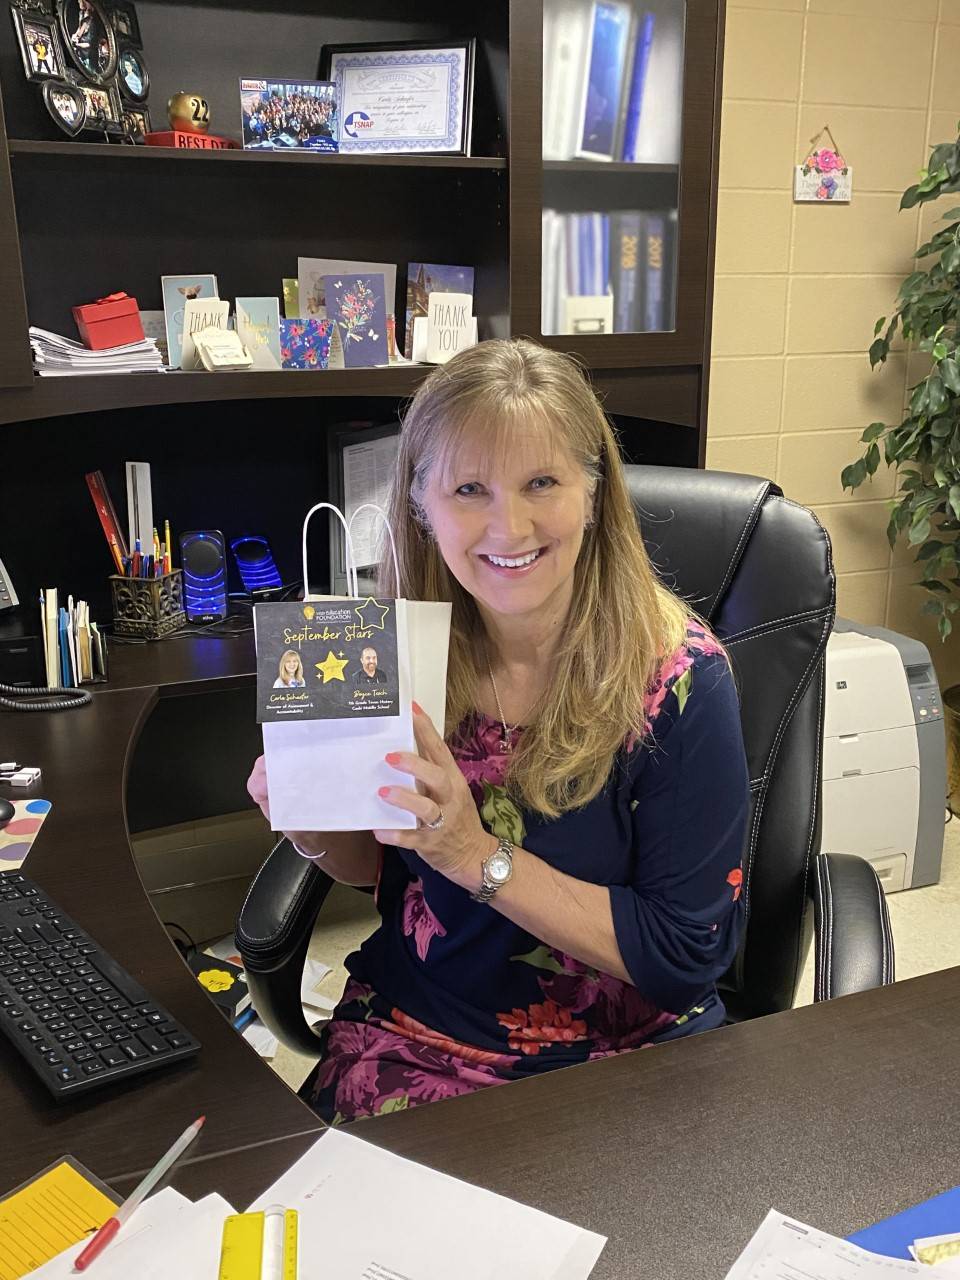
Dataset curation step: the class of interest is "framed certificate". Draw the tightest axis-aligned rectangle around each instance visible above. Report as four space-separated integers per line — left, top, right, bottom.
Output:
318 39 474 156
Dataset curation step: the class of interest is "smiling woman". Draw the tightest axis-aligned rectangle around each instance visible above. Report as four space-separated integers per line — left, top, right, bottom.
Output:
247 338 750 1124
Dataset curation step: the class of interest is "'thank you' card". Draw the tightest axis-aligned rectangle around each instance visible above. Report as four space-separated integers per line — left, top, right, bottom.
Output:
160 274 218 370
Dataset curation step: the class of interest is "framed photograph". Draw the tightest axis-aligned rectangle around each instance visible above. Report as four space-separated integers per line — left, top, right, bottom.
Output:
41 76 85 135
318 39 474 156
239 78 337 152
10 8 66 81
57 0 117 85
117 41 146 103
121 103 149 141
107 0 138 46
326 422 400 594
76 78 122 133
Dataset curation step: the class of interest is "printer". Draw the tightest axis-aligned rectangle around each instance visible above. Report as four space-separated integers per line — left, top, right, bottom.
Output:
820 617 945 892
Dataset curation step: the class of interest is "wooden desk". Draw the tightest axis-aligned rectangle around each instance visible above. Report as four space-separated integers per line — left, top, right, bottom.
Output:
3 638 958 1280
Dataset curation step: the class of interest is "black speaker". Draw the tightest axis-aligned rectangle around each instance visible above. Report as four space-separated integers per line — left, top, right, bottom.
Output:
179 529 227 623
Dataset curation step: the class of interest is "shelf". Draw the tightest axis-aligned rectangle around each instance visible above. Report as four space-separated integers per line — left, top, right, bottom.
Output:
543 160 679 175
7 139 507 170
0 365 431 426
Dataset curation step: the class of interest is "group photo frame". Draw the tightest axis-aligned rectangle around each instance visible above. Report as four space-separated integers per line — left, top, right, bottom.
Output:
317 37 475 156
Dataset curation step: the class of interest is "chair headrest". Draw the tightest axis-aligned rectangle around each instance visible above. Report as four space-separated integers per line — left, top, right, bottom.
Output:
624 466 780 622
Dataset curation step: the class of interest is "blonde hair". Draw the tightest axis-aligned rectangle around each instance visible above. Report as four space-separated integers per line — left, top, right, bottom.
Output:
277 649 304 685
380 339 692 818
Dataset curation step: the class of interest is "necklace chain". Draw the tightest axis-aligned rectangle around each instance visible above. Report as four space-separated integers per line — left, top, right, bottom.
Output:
485 656 517 751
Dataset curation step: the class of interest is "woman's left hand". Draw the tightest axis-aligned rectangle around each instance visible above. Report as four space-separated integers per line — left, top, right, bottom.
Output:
373 702 494 888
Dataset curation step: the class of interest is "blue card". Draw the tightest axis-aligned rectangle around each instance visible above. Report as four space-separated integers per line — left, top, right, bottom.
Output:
322 273 388 368
404 263 475 359
579 1 631 160
161 274 218 369
280 318 332 370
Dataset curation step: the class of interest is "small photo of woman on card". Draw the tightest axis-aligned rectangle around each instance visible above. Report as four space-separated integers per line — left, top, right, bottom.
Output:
274 650 306 688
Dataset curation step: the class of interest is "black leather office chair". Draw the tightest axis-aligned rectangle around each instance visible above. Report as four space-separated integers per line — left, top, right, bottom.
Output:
237 467 894 1055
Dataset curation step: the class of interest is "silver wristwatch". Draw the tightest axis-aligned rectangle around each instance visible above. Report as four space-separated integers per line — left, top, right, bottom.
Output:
470 837 514 904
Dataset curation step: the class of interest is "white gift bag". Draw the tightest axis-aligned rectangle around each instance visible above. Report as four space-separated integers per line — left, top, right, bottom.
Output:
259 502 451 833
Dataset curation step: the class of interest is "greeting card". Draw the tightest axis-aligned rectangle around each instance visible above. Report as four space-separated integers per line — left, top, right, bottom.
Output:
280 318 333 370
236 296 282 370
179 298 230 370
404 263 475 359
160 274 218 369
322 273 388 369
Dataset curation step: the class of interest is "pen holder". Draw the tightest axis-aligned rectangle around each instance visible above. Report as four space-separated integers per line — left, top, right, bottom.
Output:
110 570 186 639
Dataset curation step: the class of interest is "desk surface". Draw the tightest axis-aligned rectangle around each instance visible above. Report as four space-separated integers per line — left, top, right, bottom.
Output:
2 636 959 1280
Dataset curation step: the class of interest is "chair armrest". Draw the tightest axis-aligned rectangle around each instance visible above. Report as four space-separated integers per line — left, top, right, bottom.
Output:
810 852 895 1001
236 837 335 1057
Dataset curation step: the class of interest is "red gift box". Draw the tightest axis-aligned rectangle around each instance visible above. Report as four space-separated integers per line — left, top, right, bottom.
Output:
72 292 145 351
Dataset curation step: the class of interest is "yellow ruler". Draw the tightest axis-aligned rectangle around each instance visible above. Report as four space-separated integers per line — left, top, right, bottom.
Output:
218 1206 298 1280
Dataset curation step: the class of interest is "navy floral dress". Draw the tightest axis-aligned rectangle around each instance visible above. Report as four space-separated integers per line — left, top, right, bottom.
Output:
302 621 749 1123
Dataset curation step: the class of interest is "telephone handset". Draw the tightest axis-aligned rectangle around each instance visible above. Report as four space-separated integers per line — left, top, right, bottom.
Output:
0 557 18 612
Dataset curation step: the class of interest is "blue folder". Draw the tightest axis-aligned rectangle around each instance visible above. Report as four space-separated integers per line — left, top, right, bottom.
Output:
848 1184 960 1259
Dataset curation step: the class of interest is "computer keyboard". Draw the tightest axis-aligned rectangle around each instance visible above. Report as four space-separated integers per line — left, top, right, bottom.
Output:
0 869 200 1099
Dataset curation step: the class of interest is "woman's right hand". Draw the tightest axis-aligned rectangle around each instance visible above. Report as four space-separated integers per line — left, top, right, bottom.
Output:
246 755 327 858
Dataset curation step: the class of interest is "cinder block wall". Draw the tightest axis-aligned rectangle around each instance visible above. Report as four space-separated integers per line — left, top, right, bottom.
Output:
708 0 960 688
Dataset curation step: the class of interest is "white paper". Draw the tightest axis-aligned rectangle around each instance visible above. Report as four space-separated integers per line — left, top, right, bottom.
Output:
242 1018 279 1059
261 599 417 832
26 1188 235 1279
248 1128 606 1280
125 461 153 557
724 1210 960 1280
426 291 475 364
300 956 333 1010
342 436 400 569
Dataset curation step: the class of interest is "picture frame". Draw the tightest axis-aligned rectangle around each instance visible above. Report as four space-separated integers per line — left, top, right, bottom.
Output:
326 422 400 595
121 103 149 141
116 40 147 103
10 7 67 81
57 0 118 86
317 38 475 156
41 76 85 135
106 0 138 46
75 77 123 133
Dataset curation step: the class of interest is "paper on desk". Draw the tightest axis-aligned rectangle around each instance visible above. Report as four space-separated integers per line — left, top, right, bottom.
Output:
242 1017 279 1059
301 957 334 1016
248 1127 606 1279
911 1232 960 1265
724 1210 960 1279
25 1189 235 1278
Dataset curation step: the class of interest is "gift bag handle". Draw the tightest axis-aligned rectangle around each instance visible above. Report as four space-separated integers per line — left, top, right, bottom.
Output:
301 502 359 597
347 503 401 590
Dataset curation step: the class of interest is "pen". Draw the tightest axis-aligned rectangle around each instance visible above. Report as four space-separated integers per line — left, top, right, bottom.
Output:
109 537 123 576
73 1115 205 1271
164 519 172 575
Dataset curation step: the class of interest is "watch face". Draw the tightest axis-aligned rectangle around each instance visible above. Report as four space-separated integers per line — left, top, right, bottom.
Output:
487 852 512 883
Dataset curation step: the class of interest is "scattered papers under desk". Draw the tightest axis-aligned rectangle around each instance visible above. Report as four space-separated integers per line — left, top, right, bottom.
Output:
301 957 335 1019
242 1017 279 1059
724 1210 960 1279
25 1188 234 1279
248 1127 607 1279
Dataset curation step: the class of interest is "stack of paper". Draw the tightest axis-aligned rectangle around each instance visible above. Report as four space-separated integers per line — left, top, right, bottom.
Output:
725 1210 960 1278
30 327 166 376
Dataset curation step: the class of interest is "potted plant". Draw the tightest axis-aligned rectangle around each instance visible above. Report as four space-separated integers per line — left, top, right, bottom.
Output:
841 126 960 643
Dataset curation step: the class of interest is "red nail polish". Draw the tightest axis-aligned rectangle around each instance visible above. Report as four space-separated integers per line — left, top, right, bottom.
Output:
385 752 401 764
412 700 424 715
378 786 391 798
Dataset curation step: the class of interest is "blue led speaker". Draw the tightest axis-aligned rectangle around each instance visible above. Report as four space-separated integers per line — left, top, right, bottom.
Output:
230 534 282 593
179 529 227 623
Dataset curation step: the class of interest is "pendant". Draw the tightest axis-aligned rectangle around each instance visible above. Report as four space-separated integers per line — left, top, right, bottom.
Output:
498 732 512 754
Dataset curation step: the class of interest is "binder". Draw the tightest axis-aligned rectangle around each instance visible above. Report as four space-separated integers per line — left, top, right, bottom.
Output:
847 1184 960 1260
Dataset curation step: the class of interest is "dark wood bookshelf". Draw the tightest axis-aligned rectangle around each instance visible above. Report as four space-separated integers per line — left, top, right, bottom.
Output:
0 365 429 425
542 160 679 175
7 139 507 170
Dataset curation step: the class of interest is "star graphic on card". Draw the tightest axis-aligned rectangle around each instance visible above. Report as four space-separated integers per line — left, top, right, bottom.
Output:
354 597 390 631
316 650 349 683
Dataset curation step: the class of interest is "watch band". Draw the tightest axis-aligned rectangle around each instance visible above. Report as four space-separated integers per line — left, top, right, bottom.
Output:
291 839 327 861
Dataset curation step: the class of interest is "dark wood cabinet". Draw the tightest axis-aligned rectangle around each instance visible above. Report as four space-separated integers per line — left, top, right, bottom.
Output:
0 1 723 612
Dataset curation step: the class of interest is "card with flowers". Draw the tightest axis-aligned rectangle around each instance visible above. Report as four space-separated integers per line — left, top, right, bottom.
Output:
280 317 333 370
795 127 852 202
322 273 388 368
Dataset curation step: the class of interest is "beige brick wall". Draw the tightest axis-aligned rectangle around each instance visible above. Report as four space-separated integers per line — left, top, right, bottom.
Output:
707 0 960 688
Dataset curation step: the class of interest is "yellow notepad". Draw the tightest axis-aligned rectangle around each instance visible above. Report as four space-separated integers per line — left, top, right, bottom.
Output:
0 1157 119 1280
